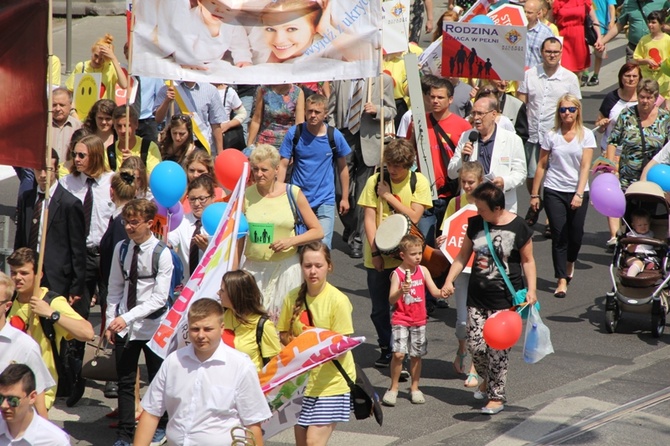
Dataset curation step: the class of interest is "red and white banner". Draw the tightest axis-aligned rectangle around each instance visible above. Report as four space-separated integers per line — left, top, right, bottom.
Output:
460 0 498 22
0 0 48 170
132 0 382 84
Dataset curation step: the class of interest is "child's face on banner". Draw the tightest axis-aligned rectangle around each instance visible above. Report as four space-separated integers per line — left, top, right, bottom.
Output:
263 13 316 61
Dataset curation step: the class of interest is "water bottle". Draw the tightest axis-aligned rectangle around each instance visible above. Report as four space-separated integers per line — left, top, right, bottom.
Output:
523 323 538 363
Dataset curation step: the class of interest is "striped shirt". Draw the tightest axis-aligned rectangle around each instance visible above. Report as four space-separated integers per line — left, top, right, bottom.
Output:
525 22 555 68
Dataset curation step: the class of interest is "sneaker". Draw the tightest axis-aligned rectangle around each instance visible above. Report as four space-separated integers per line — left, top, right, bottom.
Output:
435 299 450 309
580 73 589 87
150 428 167 446
113 440 131 446
587 74 599 86
606 237 617 247
375 348 392 368
399 368 410 382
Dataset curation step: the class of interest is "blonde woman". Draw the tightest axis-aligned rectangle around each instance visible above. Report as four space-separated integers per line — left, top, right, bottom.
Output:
530 94 595 298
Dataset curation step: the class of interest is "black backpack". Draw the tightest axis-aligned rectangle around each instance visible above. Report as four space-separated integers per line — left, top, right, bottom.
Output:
107 137 152 171
286 123 338 181
256 315 270 366
375 168 417 196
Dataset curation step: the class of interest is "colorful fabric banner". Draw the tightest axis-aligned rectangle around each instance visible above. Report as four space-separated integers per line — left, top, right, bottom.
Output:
148 164 248 358
0 0 48 170
132 0 382 84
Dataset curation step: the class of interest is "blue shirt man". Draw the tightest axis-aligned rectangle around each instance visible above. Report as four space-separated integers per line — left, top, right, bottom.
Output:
278 94 351 248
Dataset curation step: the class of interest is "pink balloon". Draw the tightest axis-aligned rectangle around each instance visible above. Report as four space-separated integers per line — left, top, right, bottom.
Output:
590 173 625 218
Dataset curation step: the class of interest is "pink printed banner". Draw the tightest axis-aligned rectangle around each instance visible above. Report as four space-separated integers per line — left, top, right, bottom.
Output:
148 163 248 358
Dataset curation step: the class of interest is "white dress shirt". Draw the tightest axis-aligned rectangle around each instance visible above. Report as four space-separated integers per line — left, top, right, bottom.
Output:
0 323 56 394
168 213 209 285
106 235 174 341
518 64 582 144
141 342 271 446
60 171 116 248
0 409 70 446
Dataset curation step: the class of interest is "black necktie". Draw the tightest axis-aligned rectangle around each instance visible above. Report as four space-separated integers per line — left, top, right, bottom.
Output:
189 219 202 275
127 245 141 310
28 192 45 252
84 177 96 235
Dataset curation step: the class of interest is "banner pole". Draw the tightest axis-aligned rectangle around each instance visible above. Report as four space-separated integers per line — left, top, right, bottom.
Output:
125 0 136 156
34 0 55 297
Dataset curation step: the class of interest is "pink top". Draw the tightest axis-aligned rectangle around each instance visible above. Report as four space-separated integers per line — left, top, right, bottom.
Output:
391 266 427 327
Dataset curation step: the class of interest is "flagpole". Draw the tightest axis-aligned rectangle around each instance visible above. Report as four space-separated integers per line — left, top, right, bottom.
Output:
33 0 55 297
125 0 136 157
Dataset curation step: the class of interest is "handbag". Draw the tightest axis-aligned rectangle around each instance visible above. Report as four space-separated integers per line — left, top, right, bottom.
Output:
483 220 540 319
522 305 554 364
286 184 308 235
81 336 118 382
428 114 460 198
222 87 247 150
584 10 598 46
332 360 383 425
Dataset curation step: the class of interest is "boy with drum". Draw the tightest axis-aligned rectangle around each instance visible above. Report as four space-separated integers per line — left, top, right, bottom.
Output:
358 139 433 367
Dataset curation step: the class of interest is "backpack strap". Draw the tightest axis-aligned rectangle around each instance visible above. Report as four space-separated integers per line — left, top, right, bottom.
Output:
375 170 416 197
107 143 117 171
139 137 151 167
326 125 337 155
119 239 130 281
455 195 462 212
138 240 166 280
256 315 270 366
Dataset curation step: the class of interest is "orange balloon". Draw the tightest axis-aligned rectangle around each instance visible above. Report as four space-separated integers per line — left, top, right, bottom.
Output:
482 310 522 350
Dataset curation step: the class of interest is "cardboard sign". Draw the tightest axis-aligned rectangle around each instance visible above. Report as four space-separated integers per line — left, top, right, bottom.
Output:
382 0 410 54
440 203 477 273
487 4 528 27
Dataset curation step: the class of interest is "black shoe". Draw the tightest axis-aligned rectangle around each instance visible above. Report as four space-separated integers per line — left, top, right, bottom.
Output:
426 301 436 315
66 377 87 407
341 228 351 244
375 348 392 368
524 204 541 226
104 381 119 399
587 74 599 86
580 74 589 87
349 245 362 259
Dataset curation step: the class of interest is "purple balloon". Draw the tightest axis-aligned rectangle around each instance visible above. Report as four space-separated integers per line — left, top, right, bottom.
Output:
590 173 625 218
155 200 185 230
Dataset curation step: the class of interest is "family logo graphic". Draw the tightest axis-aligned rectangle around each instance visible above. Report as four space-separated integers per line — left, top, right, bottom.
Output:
505 29 521 45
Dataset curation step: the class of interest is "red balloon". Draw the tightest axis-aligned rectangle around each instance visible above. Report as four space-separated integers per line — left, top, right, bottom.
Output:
215 149 249 190
482 310 523 350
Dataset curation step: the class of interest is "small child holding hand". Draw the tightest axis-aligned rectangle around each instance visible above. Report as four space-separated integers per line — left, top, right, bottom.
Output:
382 234 446 406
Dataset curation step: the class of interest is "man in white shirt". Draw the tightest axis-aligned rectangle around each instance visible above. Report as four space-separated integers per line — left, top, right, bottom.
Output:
134 298 271 446
0 274 55 419
0 364 70 446
106 199 174 446
517 37 581 223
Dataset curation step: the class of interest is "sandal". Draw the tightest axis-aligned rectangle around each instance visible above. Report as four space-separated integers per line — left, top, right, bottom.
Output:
410 390 426 404
524 203 542 226
89 295 97 308
544 224 551 238
382 389 398 406
464 373 481 388
453 351 467 374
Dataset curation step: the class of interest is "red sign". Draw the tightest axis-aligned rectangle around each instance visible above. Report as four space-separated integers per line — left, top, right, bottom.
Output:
440 204 477 273
487 4 528 27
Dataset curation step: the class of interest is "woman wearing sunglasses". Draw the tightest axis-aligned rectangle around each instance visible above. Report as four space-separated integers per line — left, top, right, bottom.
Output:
529 94 595 298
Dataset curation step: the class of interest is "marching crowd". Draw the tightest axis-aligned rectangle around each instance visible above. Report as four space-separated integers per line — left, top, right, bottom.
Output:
4 0 670 445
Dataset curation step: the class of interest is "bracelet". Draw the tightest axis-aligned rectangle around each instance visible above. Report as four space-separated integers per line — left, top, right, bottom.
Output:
530 194 540 199
372 251 381 257
575 193 584 199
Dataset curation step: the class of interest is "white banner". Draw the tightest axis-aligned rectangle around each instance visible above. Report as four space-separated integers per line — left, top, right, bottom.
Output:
382 0 410 54
132 0 382 84
441 22 526 81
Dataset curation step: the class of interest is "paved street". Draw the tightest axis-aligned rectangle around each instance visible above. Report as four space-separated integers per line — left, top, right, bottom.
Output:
1 10 670 446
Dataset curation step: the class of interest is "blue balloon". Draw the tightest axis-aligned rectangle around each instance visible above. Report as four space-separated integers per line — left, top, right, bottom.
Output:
647 164 670 191
149 161 187 208
237 214 249 239
201 202 227 235
469 15 495 25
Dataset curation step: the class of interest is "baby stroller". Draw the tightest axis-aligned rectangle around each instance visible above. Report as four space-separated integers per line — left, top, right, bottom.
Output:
606 181 670 337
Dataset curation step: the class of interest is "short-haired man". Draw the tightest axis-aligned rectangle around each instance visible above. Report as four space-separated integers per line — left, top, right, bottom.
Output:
111 105 163 174
0 364 70 445
448 97 527 213
6 248 94 411
0 273 55 419
524 0 555 69
106 198 174 446
517 37 581 224
51 87 82 164
278 93 351 247
134 298 271 446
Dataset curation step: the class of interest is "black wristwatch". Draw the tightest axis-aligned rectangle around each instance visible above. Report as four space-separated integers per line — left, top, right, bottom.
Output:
49 311 60 323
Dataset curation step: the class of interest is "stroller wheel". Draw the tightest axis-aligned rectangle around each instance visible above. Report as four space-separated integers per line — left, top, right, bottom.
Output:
605 303 620 334
651 313 666 338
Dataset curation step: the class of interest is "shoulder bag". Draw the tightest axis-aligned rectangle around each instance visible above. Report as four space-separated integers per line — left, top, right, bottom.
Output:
286 184 307 235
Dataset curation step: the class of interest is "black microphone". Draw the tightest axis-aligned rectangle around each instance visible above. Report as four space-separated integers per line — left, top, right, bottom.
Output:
464 131 479 162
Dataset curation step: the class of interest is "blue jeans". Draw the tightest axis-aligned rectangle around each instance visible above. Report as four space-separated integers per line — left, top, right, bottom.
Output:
314 203 335 248
367 267 394 349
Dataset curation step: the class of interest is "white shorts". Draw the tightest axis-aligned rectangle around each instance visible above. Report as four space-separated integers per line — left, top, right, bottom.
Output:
391 325 427 357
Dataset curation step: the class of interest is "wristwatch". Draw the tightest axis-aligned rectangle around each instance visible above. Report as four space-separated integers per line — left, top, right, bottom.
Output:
49 311 60 322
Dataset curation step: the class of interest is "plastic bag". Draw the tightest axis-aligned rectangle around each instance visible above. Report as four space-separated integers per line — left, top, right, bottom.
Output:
522 305 554 364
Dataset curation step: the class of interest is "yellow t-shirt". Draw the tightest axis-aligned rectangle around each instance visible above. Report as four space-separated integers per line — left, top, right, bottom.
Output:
634 34 670 98
111 136 162 175
542 20 560 37
383 43 424 106
7 288 84 409
49 55 61 87
357 171 433 269
222 311 282 372
65 60 119 100
277 283 355 397
244 184 298 262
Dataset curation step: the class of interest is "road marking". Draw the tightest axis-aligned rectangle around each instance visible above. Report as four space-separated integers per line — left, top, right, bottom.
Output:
268 430 398 445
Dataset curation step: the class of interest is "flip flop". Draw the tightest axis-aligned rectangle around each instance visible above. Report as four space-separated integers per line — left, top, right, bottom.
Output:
464 373 481 388
410 390 426 404
453 351 468 374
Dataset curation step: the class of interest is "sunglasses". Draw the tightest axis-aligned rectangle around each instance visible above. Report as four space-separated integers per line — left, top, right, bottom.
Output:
559 107 577 113
480 88 499 95
71 151 88 159
171 114 192 123
0 394 25 408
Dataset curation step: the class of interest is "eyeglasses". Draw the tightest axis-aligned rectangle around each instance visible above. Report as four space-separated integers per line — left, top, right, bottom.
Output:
121 219 147 228
171 114 192 123
470 110 494 118
543 50 561 56
559 106 578 113
0 394 25 408
71 151 88 159
187 195 211 205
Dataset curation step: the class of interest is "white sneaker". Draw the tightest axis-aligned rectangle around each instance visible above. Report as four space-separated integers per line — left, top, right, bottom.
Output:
606 237 617 247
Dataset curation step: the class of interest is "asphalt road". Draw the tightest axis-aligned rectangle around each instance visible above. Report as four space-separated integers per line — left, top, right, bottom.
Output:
1 10 669 446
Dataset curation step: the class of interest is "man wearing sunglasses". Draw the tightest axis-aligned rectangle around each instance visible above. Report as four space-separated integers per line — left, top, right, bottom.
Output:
0 364 69 445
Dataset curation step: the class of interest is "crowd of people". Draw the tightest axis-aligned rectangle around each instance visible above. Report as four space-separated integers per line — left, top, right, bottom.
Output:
5 1 670 445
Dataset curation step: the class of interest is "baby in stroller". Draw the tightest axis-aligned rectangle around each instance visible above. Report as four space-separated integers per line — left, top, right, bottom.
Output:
625 209 660 277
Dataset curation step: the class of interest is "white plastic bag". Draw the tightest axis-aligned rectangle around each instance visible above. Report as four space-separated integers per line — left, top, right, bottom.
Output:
522 305 554 364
